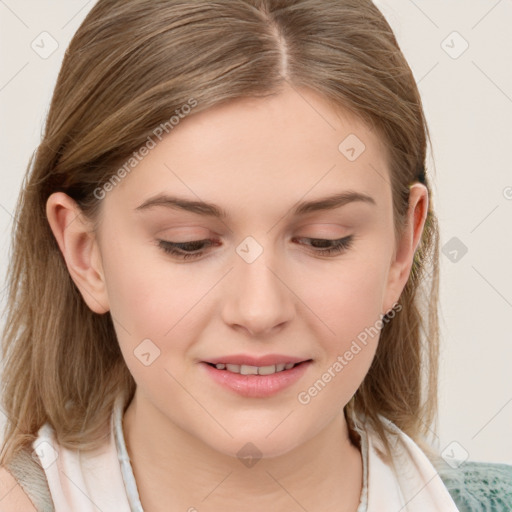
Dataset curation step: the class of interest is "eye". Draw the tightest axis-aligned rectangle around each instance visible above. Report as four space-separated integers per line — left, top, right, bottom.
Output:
293 235 354 256
157 239 215 260
157 235 355 261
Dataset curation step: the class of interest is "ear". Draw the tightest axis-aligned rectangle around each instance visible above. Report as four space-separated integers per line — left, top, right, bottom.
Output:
46 192 110 314
382 183 429 314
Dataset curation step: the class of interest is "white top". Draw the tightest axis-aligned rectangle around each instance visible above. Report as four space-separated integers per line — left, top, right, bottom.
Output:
32 393 460 511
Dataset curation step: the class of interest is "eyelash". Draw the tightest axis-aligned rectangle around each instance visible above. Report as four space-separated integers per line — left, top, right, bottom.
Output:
157 236 355 260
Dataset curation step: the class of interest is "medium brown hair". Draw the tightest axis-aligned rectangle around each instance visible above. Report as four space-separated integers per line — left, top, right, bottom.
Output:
1 0 439 464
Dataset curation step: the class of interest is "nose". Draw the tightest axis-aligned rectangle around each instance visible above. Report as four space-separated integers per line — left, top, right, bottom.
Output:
221 243 295 337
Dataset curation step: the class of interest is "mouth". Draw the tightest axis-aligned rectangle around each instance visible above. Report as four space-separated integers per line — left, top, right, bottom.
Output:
200 356 313 398
204 360 310 376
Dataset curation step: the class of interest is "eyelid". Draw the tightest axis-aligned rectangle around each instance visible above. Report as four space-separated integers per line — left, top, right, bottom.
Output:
155 226 212 238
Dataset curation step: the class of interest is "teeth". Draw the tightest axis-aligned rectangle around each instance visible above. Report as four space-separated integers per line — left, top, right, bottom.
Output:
258 365 277 376
240 365 259 375
214 363 298 375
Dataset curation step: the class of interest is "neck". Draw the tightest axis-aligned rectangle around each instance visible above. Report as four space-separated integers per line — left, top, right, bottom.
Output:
122 390 363 512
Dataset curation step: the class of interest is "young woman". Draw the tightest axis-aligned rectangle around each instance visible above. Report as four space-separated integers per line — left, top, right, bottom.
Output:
1 0 510 510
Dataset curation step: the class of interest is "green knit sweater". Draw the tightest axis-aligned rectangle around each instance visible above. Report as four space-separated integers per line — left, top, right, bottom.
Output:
435 459 512 511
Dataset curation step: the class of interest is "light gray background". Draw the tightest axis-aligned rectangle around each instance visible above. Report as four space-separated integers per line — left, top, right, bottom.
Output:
0 0 511 464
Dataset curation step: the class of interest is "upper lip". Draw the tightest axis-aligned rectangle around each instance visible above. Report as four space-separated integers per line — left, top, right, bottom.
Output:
204 354 311 367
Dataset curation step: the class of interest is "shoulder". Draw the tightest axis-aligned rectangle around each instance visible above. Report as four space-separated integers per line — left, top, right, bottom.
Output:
0 466 37 511
0 443 55 512
434 458 512 511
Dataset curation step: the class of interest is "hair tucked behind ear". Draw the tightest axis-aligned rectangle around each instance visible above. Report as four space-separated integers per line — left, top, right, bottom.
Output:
1 0 439 464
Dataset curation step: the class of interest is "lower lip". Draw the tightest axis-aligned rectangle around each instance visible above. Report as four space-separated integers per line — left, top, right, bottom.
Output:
201 361 312 398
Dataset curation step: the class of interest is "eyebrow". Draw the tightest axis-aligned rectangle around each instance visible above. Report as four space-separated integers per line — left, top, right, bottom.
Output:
134 191 376 218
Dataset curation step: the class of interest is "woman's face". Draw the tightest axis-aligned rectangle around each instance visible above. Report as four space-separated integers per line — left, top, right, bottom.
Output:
70 85 426 458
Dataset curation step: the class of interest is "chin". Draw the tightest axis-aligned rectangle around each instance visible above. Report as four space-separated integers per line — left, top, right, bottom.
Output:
202 431 304 462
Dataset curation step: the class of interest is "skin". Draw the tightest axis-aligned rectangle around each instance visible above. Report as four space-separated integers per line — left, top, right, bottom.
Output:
46 83 428 512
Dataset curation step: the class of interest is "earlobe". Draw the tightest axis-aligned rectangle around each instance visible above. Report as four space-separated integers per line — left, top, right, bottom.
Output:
46 192 110 314
382 184 429 313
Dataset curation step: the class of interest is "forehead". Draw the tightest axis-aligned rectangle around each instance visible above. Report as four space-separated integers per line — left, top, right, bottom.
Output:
107 85 391 215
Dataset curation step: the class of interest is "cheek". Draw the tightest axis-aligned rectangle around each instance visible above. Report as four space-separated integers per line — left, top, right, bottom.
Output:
100 236 198 365
293 262 388 414
294 239 393 397
101 248 200 393
101 235 187 329
302 255 391 343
